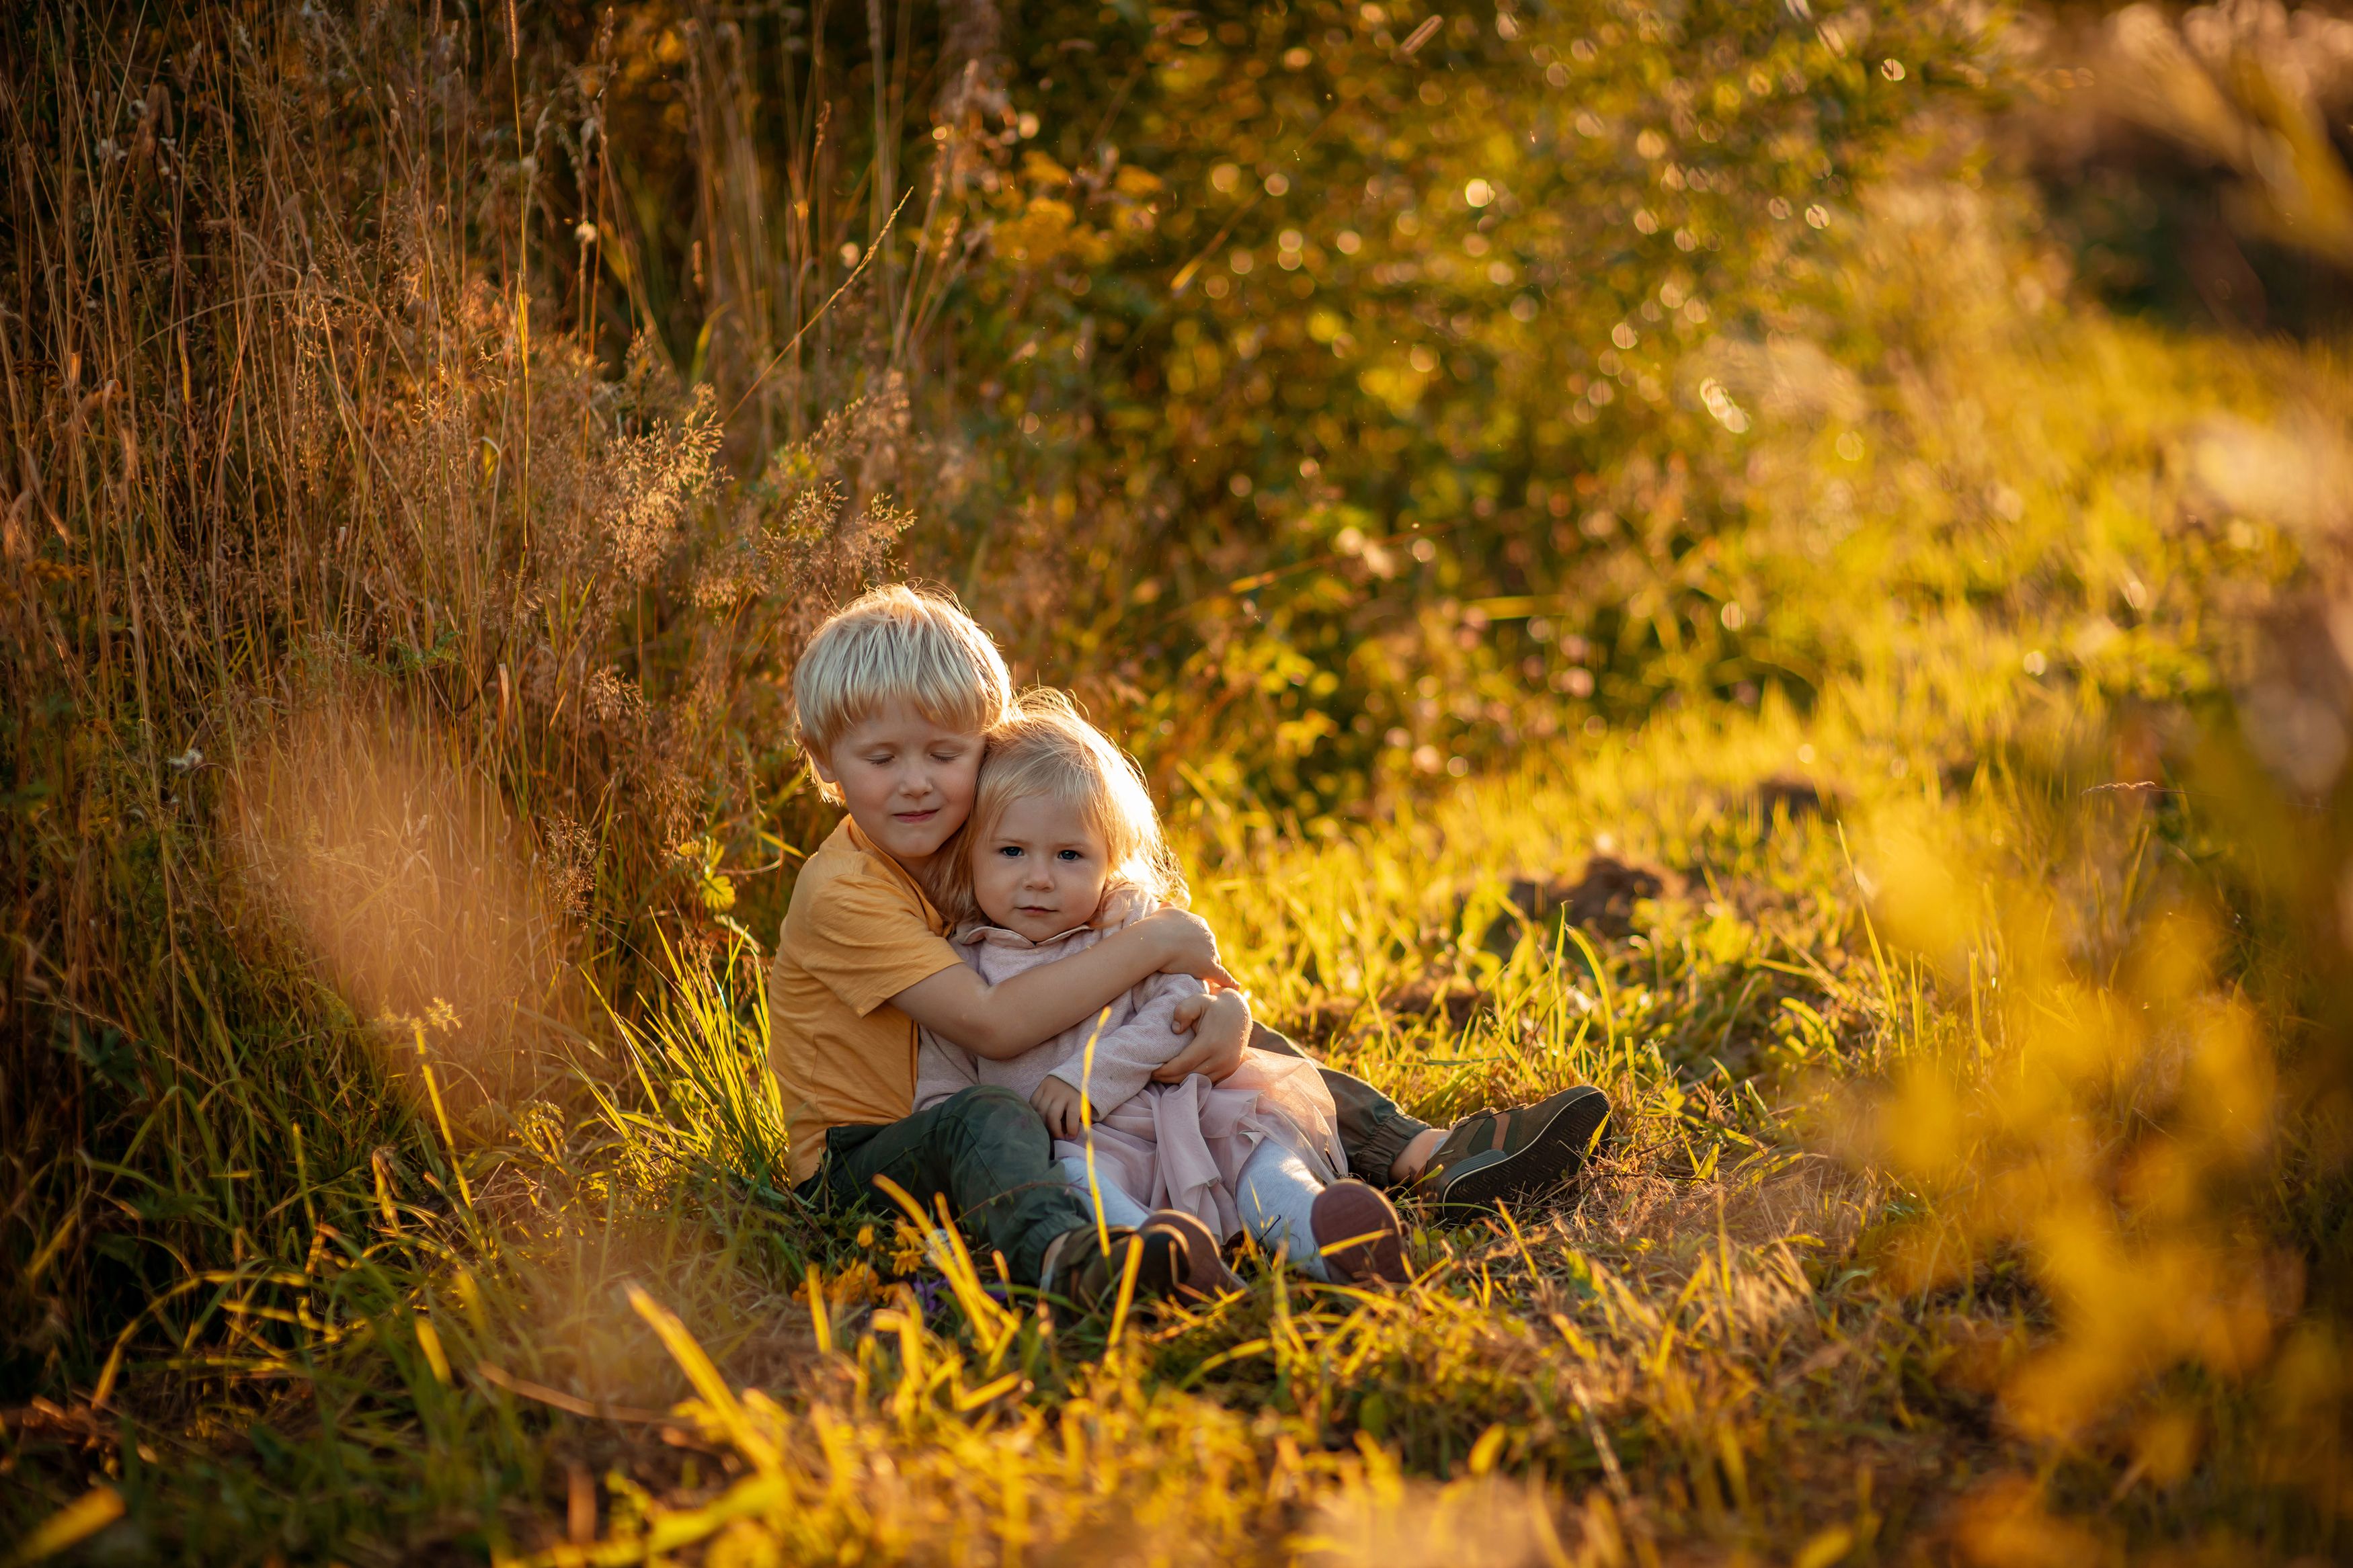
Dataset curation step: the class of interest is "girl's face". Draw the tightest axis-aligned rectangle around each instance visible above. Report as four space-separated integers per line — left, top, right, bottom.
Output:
970 792 1113 942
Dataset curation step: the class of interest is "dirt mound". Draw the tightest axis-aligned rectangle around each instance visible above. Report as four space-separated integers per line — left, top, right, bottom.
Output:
1494 854 1683 944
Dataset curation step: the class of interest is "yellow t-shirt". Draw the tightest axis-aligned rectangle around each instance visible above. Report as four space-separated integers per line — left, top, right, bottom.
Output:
769 817 965 1185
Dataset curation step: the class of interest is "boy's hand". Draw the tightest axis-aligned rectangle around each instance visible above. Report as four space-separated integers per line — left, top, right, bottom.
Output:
1142 908 1238 989
1154 989 1252 1084
1032 1075 1093 1140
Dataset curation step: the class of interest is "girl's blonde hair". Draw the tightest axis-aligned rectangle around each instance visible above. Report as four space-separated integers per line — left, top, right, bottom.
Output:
932 690 1184 925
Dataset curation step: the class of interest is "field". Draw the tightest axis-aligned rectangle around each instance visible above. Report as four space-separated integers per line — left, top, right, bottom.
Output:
5 0 2353 1562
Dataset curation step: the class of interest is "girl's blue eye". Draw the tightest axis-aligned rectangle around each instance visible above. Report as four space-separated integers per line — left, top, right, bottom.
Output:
997 845 1022 857
1057 849 1083 862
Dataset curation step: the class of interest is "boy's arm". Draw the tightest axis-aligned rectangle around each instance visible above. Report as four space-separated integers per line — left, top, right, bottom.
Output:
891 908 1234 1061
1151 989 1254 1083
1045 972 1208 1113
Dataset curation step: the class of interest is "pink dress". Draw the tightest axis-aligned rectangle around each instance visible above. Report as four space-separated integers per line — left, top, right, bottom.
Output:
912 888 1343 1241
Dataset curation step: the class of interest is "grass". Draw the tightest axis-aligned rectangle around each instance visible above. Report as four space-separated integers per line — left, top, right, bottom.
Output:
11 690 2344 1563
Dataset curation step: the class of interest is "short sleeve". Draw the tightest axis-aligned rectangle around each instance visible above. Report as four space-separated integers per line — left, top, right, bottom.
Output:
788 870 963 1016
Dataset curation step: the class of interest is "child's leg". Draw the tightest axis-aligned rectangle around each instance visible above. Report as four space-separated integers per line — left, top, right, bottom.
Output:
1247 1022 1435 1186
821 1085 1095 1286
1056 1153 1154 1231
1252 1022 1613 1208
1236 1139 1335 1283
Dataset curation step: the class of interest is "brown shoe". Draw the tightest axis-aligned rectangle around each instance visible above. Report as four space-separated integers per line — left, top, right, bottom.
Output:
1143 1208 1243 1299
1038 1225 1181 1313
1310 1180 1410 1286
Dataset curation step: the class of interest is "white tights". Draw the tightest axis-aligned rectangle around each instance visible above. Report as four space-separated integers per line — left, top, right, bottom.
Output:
1058 1153 1153 1232
1058 1141 1334 1282
1234 1141 1334 1282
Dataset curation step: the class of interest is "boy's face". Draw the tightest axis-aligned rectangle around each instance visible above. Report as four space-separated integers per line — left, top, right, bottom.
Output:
811 701 984 870
970 793 1113 943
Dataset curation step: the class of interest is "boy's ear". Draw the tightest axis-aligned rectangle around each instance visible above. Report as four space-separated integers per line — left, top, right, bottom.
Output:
804 746 846 804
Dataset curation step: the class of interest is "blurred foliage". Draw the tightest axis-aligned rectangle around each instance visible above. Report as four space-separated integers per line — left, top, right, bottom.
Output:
945 0 1996 815
453 0 2353 843
580 0 2024 821
2024 1 2353 336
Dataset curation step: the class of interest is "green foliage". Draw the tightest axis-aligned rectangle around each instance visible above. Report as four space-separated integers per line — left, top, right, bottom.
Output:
948 0 2001 816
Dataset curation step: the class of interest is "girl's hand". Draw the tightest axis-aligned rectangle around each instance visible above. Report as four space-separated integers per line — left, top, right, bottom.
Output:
1032 1075 1092 1140
1154 989 1252 1084
1142 908 1238 989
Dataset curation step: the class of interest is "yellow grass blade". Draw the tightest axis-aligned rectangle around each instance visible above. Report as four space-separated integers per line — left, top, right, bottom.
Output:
626 1287 783 1476
10 1488 124 1565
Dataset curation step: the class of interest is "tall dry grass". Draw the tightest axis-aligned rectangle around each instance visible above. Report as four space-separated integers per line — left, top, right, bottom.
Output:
0 0 921 1396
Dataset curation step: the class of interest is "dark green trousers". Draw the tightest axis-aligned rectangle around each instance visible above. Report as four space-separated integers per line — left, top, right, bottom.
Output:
802 1034 1436 1288
1250 1023 1435 1185
807 1085 1091 1286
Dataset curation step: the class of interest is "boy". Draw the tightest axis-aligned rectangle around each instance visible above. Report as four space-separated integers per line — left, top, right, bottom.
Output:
772 585 1611 1308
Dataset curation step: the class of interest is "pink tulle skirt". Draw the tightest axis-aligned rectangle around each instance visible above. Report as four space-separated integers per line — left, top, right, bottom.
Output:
1051 1046 1345 1242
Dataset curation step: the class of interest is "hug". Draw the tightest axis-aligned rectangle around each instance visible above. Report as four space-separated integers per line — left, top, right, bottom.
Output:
769 585 1613 1313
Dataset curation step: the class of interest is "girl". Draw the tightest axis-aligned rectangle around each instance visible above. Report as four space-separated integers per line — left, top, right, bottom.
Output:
914 692 1410 1290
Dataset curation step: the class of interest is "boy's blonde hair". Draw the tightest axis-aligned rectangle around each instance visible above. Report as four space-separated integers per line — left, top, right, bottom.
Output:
934 690 1184 925
793 585 1015 800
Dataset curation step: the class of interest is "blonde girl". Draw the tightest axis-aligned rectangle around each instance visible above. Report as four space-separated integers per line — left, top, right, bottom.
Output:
912 691 1410 1288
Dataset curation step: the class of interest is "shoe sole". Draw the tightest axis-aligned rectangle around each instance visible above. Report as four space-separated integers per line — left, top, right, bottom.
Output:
1123 1230 1184 1303
1144 1209 1243 1298
1311 1180 1410 1285
1430 1085 1612 1214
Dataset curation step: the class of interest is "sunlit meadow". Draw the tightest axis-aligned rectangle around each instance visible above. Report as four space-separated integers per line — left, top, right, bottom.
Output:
5 0 2353 1563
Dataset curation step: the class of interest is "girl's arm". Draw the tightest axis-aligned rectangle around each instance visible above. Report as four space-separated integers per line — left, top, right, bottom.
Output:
1043 971 1213 1113
890 907 1234 1061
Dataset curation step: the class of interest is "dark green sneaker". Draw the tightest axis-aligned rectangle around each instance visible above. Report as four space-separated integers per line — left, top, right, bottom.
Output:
1415 1085 1612 1214
1037 1225 1182 1313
